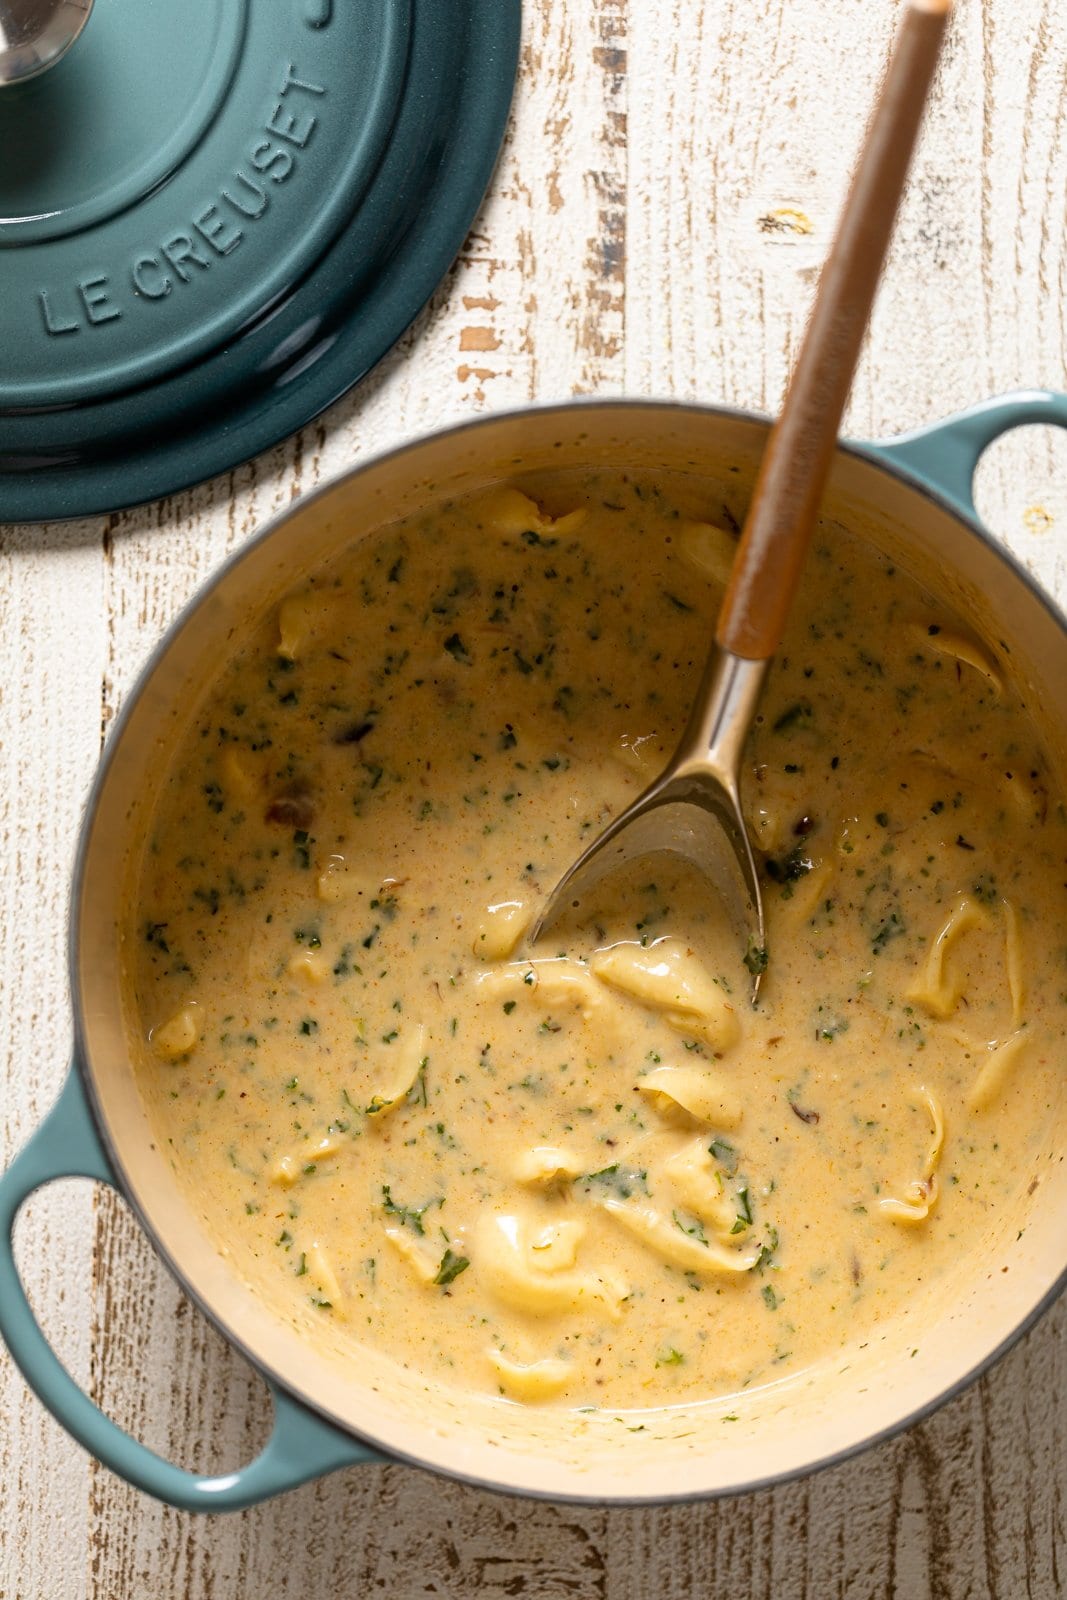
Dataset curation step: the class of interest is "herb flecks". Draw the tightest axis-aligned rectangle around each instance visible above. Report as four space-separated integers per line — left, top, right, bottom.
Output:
709 1138 738 1175
773 700 813 734
765 845 815 886
871 911 906 954
672 1210 709 1246
433 1248 470 1287
443 633 472 665
744 941 769 976
578 1164 648 1199
381 1186 438 1236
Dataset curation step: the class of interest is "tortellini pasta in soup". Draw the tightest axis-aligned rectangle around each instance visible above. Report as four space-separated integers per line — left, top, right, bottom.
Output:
131 473 1067 1411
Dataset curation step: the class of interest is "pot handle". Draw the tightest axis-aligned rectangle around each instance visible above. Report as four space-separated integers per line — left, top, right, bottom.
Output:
0 1065 384 1512
861 389 1067 523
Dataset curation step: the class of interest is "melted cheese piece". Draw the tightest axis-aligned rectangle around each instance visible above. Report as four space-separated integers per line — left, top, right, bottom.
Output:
130 474 1067 1411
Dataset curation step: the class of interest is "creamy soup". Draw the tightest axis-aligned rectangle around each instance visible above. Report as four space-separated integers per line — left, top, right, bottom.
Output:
130 476 1067 1410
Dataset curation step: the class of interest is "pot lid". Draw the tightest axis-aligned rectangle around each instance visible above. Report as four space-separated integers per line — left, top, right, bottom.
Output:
0 0 520 521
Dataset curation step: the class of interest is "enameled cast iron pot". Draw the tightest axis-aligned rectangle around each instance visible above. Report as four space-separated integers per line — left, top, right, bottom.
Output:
2 392 1067 1512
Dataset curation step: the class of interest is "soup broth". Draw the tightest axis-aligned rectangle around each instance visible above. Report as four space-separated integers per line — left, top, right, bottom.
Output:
129 475 1067 1410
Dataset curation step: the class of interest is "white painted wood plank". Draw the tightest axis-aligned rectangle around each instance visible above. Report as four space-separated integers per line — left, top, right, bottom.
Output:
0 521 106 1600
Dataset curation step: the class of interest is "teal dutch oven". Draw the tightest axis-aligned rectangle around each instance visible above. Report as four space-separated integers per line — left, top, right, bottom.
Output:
2 391 1067 1511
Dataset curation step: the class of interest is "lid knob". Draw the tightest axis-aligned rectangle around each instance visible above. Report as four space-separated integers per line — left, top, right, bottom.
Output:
0 0 92 85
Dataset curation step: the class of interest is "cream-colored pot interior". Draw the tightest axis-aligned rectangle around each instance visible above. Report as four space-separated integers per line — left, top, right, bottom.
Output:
74 405 1067 1502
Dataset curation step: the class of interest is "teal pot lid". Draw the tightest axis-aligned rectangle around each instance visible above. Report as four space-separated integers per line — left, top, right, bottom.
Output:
0 0 520 521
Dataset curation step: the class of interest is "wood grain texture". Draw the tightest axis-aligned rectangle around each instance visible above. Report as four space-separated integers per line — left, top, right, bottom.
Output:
1 1 1066 1595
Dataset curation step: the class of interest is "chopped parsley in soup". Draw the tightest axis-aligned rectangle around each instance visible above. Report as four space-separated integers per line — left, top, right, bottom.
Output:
130 475 1067 1409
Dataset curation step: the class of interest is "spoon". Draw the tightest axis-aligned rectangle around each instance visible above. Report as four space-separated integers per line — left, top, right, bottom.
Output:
531 0 952 993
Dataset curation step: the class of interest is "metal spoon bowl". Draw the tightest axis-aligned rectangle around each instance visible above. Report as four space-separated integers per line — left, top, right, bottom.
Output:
530 651 768 991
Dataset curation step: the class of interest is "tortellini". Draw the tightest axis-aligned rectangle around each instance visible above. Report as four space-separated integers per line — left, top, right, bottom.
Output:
576 1138 760 1276
366 1024 428 1117
474 1212 628 1317
910 621 1003 696
879 1088 945 1225
910 895 1029 1070
907 896 990 1019
383 1226 440 1286
678 519 737 586
513 1146 587 1186
472 900 530 962
270 1133 344 1187
151 1003 201 1061
277 587 336 661
287 949 330 985
486 1348 572 1400
968 1030 1029 1112
479 487 587 538
306 1241 344 1312
590 938 740 1052
597 1195 760 1276
663 1139 741 1237
637 1065 743 1130
477 957 616 1031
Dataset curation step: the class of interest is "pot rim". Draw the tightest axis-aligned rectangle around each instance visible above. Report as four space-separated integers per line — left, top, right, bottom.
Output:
68 396 1067 1504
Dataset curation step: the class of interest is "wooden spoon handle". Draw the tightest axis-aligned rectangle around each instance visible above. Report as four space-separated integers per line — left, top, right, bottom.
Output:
716 0 952 662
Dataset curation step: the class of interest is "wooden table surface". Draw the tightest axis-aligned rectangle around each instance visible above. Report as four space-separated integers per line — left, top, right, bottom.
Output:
3 2 1066 1595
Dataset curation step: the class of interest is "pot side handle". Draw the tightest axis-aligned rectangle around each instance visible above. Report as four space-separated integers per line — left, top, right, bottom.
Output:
0 1066 384 1512
859 389 1067 523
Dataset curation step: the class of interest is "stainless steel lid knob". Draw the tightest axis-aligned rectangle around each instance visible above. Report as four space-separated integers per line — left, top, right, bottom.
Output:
0 0 93 86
